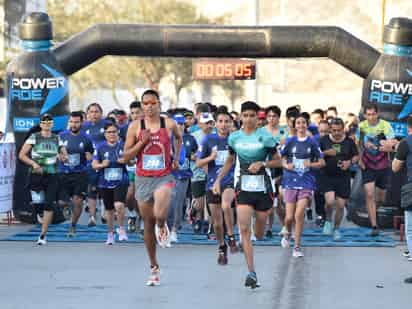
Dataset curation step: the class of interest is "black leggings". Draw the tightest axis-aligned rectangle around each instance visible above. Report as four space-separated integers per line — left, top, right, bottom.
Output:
30 173 59 211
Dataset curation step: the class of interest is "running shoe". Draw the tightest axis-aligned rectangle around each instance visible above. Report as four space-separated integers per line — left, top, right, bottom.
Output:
193 220 202 234
127 217 137 232
217 244 228 265
88 216 96 227
403 250 410 258
278 226 288 236
281 235 290 248
250 234 257 241
117 227 129 241
37 235 47 246
106 232 115 245
62 206 72 221
370 227 380 237
322 221 333 235
146 265 161 286
244 271 260 289
170 231 178 243
405 277 412 284
292 246 304 258
265 230 273 239
67 225 76 238
155 224 171 248
333 229 342 241
228 235 238 253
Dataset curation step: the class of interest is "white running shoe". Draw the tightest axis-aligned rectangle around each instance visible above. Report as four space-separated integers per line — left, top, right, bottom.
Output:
155 224 171 248
37 235 47 246
292 246 304 258
250 234 257 241
281 235 290 248
170 231 178 243
117 227 128 241
278 226 288 236
146 266 161 286
106 232 115 245
408 256 412 262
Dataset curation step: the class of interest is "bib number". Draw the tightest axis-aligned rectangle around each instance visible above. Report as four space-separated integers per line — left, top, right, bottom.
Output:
66 153 80 167
215 150 228 166
241 175 265 192
142 154 165 171
179 158 190 170
104 168 122 181
293 158 307 175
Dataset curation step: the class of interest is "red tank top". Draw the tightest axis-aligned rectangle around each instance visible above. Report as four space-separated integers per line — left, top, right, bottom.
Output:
136 117 172 177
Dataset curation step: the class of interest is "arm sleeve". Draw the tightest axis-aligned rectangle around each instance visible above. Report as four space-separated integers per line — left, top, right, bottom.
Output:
395 140 409 161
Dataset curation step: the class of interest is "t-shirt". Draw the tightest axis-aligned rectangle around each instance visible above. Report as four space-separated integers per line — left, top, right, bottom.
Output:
260 125 288 145
81 119 110 148
197 133 234 190
395 139 409 161
58 131 94 174
191 129 207 182
119 123 129 142
319 135 358 177
359 119 394 170
280 136 323 190
25 133 62 174
228 128 277 192
173 133 197 180
93 141 129 188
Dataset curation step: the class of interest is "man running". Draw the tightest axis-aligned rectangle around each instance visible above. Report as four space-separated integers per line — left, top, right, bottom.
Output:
213 101 281 289
58 111 94 237
197 109 237 265
319 117 359 240
124 89 181 286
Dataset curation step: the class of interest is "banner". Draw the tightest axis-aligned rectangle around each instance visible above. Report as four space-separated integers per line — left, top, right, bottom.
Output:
0 136 16 212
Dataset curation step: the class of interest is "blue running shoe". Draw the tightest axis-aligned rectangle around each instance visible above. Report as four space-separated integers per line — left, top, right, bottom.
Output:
322 221 333 235
245 272 260 289
333 229 342 241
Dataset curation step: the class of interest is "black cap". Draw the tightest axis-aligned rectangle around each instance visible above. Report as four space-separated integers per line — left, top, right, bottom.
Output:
40 113 53 121
384 18 412 46
19 12 52 41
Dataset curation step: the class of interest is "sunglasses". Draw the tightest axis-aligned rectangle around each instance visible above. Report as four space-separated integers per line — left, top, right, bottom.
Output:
40 119 53 124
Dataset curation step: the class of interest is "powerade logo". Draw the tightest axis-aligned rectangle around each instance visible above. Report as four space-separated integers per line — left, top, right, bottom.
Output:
11 64 68 114
369 69 412 120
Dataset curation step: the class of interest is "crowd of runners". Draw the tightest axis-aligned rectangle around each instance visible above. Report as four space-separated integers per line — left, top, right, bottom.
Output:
18 89 402 288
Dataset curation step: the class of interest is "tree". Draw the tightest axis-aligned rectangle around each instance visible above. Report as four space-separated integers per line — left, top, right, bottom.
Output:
47 0 243 108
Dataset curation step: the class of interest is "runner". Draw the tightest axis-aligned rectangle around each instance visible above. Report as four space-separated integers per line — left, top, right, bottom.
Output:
168 113 197 243
58 111 94 237
19 114 67 245
280 113 325 257
319 117 359 240
124 89 182 286
213 101 281 288
261 105 287 238
197 109 238 265
82 103 110 226
92 122 129 244
358 103 398 235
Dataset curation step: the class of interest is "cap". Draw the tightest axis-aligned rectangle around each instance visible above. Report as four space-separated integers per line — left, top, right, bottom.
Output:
258 110 266 119
173 114 185 125
199 113 214 123
40 113 53 121
184 111 194 117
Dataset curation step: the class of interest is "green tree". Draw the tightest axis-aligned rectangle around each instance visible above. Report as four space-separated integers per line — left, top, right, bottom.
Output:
47 0 243 108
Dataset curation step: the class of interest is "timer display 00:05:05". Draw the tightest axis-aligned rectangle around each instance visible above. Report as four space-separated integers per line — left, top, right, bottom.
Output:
192 60 256 80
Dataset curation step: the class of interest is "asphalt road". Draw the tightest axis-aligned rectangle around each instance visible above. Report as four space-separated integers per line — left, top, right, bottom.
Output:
0 239 410 309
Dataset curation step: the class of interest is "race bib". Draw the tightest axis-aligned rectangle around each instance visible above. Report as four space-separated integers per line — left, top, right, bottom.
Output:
293 158 308 175
179 158 190 170
66 153 80 167
104 168 123 181
142 154 165 171
241 175 265 192
215 150 228 166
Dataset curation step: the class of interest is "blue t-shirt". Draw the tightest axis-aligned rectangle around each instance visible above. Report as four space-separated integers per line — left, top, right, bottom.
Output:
93 141 129 188
58 130 94 174
173 133 197 180
119 123 129 142
280 136 323 190
197 133 234 190
81 119 110 148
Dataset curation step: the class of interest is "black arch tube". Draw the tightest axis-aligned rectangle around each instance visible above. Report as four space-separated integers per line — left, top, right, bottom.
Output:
53 24 380 78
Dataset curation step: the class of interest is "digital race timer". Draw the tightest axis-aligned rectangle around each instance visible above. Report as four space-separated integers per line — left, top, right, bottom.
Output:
192 59 256 80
